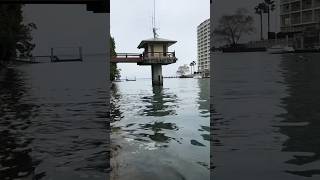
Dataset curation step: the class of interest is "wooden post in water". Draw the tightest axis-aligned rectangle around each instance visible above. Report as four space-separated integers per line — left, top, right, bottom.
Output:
50 48 54 62
79 46 83 61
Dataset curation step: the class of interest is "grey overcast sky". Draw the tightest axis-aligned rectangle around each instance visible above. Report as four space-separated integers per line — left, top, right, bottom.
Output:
111 0 210 78
23 4 107 56
20 1 281 78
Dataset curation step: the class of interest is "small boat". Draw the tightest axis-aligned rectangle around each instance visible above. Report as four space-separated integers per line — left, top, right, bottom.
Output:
267 45 294 54
193 74 202 79
179 74 193 78
126 76 136 81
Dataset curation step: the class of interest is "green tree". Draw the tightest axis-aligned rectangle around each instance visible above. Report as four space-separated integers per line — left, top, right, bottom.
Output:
214 8 255 46
110 36 121 81
0 4 37 66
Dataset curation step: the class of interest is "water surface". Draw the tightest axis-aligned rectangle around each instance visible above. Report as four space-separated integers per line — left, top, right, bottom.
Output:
111 78 210 180
0 57 108 180
213 52 320 180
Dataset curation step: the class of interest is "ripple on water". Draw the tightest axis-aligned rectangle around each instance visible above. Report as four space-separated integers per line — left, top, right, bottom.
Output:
111 79 210 179
1 62 109 179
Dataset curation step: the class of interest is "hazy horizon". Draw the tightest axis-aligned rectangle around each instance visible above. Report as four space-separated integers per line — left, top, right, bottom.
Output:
23 4 108 57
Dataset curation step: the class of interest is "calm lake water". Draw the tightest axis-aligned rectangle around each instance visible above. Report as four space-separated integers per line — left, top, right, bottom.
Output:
213 52 320 180
0 56 109 180
110 78 210 180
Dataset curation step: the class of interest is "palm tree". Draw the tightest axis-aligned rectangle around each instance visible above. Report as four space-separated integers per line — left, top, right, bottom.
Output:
190 61 196 75
255 3 267 40
190 62 193 75
192 61 196 73
264 0 276 39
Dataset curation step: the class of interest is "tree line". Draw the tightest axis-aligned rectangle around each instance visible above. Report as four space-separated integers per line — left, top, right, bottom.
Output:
0 4 36 67
110 37 121 81
213 0 276 47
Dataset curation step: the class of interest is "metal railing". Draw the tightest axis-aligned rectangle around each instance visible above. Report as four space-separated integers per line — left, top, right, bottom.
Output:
114 52 176 59
114 53 142 59
142 51 176 58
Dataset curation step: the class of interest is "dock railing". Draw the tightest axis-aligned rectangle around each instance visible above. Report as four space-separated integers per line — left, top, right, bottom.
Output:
114 53 143 59
140 51 177 65
143 51 176 58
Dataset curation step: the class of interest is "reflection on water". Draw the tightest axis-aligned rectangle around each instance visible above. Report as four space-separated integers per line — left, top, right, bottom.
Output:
0 58 108 180
111 83 181 147
111 78 210 180
137 121 179 145
138 86 179 117
197 77 210 118
278 54 320 177
197 79 210 145
0 68 38 180
111 83 123 123
213 52 320 180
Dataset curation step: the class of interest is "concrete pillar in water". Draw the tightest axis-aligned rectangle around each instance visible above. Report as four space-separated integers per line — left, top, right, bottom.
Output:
151 64 163 86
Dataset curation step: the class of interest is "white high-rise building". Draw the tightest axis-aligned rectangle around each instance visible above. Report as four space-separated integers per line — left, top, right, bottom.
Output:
197 19 210 77
280 0 320 48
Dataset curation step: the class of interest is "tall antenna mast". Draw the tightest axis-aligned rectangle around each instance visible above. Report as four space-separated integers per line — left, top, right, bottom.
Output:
152 0 159 38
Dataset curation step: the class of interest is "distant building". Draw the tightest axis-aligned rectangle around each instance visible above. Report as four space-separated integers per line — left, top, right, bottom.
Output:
197 19 210 77
280 0 320 48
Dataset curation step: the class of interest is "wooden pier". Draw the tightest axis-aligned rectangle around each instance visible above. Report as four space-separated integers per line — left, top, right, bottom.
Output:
13 54 83 64
111 53 143 63
14 58 41 64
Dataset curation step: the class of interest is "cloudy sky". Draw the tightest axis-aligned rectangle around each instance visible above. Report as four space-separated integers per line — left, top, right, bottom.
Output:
21 0 281 79
23 4 107 56
111 0 210 78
